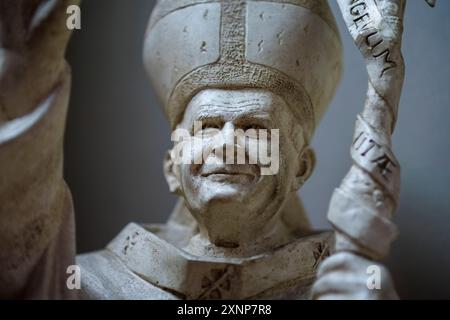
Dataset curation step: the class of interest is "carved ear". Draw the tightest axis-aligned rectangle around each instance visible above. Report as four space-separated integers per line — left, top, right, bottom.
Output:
163 150 182 195
292 147 316 191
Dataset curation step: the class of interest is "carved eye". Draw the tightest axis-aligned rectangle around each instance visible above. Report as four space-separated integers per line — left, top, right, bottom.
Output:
242 124 270 139
243 123 271 132
194 122 221 136
202 122 221 130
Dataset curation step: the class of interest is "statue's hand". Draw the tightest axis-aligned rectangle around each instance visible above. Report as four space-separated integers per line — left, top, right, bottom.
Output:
312 252 399 300
0 0 78 120
0 0 61 50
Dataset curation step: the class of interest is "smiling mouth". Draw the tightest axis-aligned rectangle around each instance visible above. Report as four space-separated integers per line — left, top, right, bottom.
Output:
202 173 256 184
201 171 254 177
200 166 258 181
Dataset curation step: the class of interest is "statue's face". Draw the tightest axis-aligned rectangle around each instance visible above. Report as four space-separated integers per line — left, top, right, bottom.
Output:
166 89 313 248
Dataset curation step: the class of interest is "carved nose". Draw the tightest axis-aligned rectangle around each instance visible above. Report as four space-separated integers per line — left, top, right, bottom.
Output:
222 122 235 147
210 122 238 163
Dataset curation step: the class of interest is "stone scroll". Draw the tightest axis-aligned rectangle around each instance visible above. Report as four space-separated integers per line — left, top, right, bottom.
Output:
328 0 436 260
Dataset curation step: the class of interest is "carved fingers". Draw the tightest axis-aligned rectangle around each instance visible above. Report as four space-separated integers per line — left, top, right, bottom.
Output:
312 252 399 300
0 0 79 51
0 0 79 120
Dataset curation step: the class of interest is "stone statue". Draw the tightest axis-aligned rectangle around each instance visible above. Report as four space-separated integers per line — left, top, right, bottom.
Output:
0 0 436 299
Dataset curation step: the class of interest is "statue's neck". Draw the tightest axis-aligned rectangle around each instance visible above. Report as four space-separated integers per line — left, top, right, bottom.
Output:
170 193 313 258
183 219 294 258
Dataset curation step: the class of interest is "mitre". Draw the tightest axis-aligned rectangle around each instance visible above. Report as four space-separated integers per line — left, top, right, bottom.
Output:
143 0 342 141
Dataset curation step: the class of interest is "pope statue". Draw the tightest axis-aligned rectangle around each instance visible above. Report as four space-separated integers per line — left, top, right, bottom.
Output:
0 0 412 299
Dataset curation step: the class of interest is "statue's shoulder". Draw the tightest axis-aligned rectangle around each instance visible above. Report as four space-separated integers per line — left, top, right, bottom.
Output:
76 249 177 300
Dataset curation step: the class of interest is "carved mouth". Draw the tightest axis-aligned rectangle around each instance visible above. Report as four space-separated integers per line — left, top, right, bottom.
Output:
199 165 260 185
200 166 257 178
202 171 253 177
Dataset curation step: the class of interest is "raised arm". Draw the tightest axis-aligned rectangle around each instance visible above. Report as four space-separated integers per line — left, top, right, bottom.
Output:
313 0 437 300
0 0 79 298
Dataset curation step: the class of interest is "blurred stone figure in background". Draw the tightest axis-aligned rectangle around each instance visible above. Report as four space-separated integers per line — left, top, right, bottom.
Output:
0 0 79 299
1 0 433 299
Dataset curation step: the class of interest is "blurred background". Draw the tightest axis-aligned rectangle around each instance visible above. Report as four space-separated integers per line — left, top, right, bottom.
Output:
65 0 450 299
